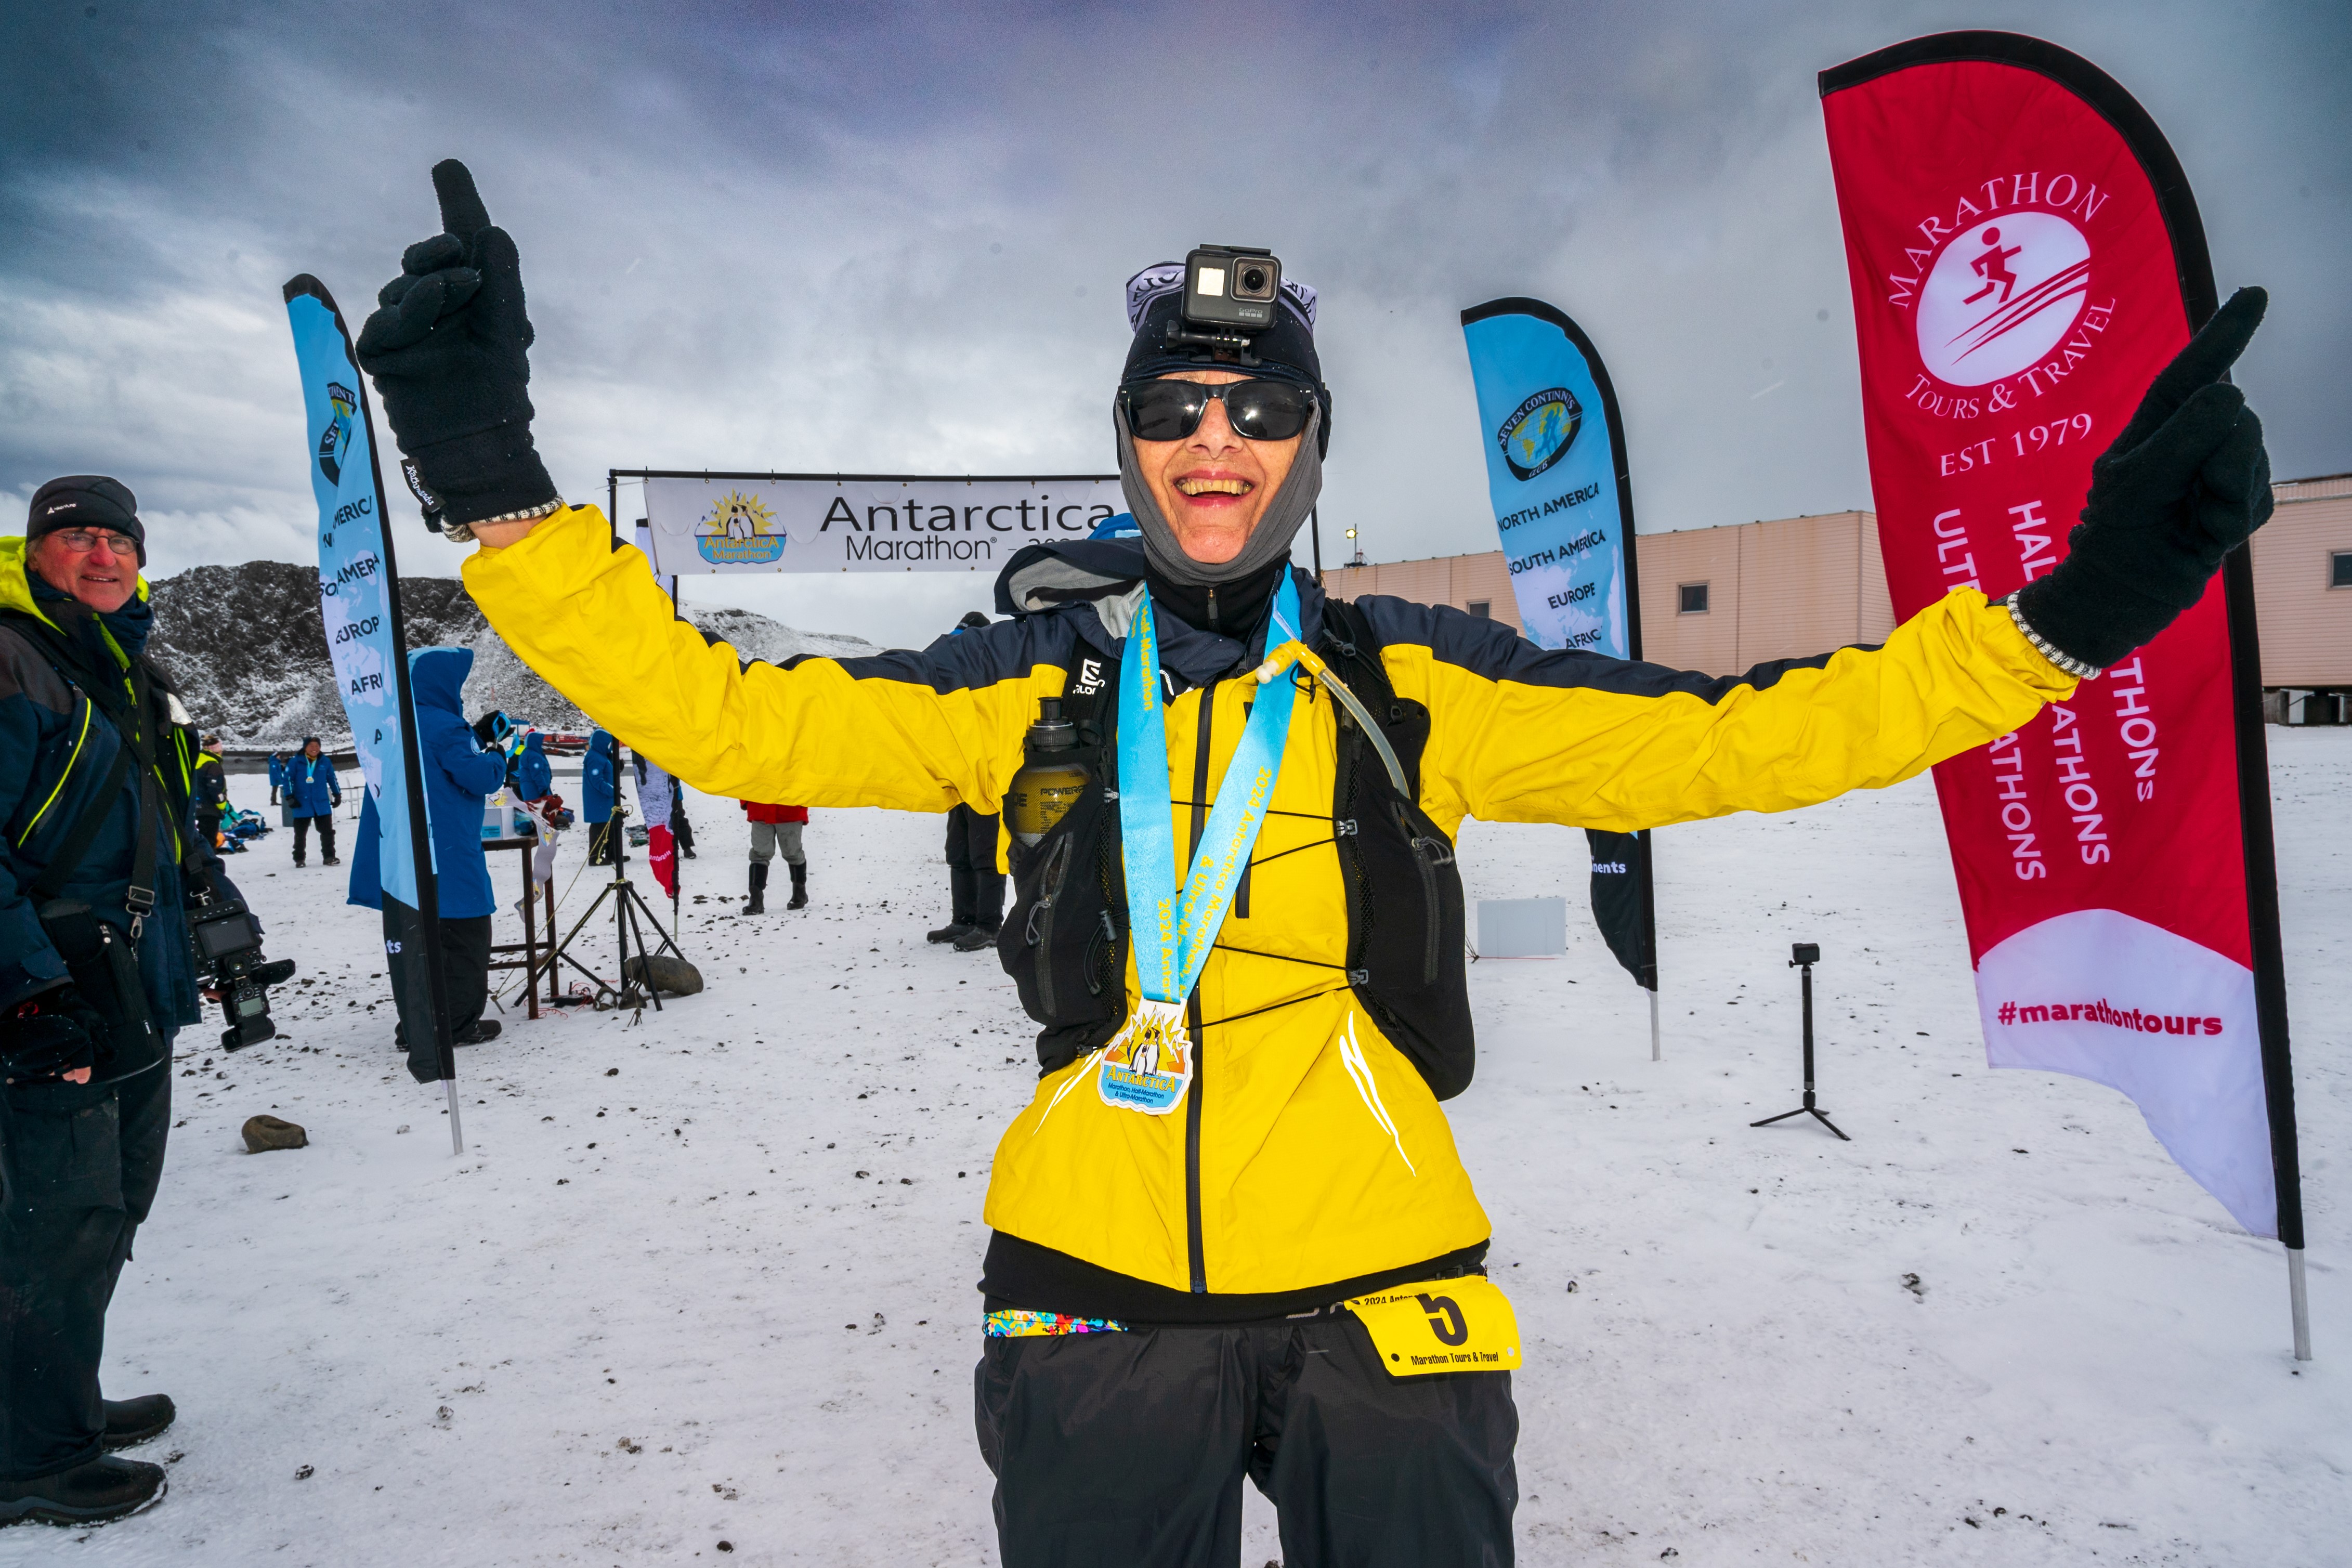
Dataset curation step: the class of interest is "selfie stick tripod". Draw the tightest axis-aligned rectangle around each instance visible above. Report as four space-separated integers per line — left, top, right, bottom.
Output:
538 806 681 1010
1750 945 1849 1141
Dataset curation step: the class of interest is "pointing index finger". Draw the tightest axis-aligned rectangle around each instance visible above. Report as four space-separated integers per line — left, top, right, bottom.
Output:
432 158 492 239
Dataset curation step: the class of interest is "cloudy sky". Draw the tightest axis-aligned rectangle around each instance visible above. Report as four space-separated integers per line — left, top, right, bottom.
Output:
4 1 2345 648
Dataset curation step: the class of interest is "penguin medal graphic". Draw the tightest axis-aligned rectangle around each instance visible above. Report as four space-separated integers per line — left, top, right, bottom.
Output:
1498 386 1582 481
694 490 786 566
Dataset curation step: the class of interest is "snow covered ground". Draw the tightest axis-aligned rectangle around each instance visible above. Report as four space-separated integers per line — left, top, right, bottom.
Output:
10 731 2347 1566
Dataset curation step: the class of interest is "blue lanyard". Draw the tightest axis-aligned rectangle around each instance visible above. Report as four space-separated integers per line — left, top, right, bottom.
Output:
1115 574 1304 1007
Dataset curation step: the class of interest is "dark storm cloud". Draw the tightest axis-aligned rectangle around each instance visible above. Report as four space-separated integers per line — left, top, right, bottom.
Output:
3 0 2344 647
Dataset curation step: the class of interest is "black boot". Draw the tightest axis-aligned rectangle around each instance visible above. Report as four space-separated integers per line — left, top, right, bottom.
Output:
786 861 807 910
0 1455 166 1525
102 1394 177 1451
928 866 976 943
952 921 1000 952
745 861 767 915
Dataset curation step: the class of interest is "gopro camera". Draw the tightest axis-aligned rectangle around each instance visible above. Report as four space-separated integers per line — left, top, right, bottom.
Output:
1163 244 1284 362
1790 942 1821 966
187 891 297 1050
1183 245 1282 331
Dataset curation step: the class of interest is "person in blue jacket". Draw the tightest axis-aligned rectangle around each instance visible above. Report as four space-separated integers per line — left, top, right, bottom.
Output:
347 648 506 1077
2 478 251 1521
582 727 621 866
266 751 287 806
514 729 553 803
283 737 342 867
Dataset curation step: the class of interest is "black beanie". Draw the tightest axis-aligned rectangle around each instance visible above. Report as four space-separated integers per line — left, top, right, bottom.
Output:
1119 262 1330 452
27 475 146 565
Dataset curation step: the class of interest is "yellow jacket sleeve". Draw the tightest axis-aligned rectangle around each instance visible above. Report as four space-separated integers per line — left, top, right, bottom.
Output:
461 505 1052 812
1357 588 2076 835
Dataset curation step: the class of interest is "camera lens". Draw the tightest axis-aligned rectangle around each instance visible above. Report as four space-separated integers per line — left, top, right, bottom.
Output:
1240 267 1266 292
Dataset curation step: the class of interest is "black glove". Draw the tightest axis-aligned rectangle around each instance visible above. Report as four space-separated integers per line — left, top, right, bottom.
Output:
355 160 557 527
472 710 511 748
2015 287 2273 671
2 984 104 1086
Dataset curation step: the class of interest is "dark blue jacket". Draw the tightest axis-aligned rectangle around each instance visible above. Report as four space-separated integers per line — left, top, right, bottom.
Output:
268 754 288 791
582 729 619 826
1 538 244 1027
285 751 341 818
516 731 553 802
345 648 503 919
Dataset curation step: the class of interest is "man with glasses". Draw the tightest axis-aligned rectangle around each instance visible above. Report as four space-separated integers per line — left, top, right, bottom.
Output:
2 476 240 1524
355 162 2273 1566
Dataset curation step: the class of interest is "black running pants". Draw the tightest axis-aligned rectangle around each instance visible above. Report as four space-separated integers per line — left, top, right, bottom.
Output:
975 1312 1517 1567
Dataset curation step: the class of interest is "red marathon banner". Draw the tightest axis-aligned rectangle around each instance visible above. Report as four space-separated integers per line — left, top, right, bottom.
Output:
1821 33 2297 1238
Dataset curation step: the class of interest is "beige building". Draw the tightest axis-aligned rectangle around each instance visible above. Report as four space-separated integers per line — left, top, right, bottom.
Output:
1321 477 2351 720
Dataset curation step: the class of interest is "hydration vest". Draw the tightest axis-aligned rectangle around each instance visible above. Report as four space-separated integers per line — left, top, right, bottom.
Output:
995 597 1476 1099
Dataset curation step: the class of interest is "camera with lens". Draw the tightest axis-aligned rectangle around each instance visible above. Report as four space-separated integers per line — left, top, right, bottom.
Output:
187 891 296 1050
1789 942 1821 966
1162 244 1285 361
1183 245 1282 331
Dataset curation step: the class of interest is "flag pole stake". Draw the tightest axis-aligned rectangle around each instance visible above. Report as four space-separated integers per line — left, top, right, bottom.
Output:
2289 1247 2312 1362
1649 987 1661 1062
444 1077 465 1156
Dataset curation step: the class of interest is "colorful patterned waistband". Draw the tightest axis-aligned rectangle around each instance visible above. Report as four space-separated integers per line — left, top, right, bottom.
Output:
984 1309 1130 1338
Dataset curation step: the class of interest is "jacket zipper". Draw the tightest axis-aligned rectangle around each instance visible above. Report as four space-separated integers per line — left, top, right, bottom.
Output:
1185 682 1215 1295
1409 816 1443 986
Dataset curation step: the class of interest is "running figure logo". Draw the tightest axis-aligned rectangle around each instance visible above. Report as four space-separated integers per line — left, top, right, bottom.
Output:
1915 212 2090 386
1963 227 2023 306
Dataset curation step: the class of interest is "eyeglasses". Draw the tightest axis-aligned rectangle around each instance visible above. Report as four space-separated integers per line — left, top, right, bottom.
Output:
50 529 139 556
1118 378 1317 443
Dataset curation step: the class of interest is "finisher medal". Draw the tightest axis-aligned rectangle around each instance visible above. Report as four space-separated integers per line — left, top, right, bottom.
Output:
1095 576 1306 1117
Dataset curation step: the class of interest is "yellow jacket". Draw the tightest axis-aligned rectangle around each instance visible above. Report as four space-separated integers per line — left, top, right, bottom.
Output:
464 506 2073 1308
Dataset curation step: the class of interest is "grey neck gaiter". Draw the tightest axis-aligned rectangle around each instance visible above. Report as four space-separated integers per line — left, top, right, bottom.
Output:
1117 402 1324 588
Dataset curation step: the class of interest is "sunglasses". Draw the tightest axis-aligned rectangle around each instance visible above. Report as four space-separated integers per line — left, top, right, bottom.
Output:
1118 378 1317 443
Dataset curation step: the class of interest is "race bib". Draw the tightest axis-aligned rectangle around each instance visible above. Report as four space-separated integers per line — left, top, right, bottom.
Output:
1345 1276 1522 1378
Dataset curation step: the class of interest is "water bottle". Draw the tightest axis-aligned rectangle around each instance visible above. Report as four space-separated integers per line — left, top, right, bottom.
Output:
1007 698 1092 847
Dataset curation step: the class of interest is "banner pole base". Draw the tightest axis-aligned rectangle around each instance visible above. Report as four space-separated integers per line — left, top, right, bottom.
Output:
2289 1246 2312 1362
445 1077 465 1156
1649 987 1661 1062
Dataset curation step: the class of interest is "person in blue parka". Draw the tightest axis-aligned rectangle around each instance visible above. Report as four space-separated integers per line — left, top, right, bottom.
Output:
283 737 342 867
347 647 505 1078
266 750 287 806
582 727 621 866
2 479 251 1520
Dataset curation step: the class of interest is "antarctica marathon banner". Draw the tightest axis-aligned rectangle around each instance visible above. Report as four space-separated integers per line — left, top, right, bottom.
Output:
637 473 1122 575
1821 34 2292 1235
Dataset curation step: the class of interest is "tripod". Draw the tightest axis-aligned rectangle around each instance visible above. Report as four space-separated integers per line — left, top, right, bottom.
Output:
1751 942 1849 1141
537 806 681 1011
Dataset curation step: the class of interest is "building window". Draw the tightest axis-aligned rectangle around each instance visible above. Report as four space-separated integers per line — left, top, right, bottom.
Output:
2331 551 2352 589
1678 582 1710 615
1467 600 1491 619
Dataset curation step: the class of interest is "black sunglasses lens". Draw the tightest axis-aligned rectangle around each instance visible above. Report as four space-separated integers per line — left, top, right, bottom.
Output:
1224 382 1313 440
1125 384 1209 440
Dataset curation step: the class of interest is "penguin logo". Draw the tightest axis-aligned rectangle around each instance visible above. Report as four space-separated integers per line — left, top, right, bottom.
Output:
693 490 786 565
1497 387 1581 481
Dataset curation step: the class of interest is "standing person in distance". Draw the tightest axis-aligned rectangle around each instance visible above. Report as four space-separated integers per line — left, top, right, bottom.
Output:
192 734 228 850
267 749 287 806
670 790 697 860
738 798 808 912
929 610 1006 952
352 649 505 1058
2 477 250 1524
284 737 342 867
582 728 620 866
358 162 2275 1568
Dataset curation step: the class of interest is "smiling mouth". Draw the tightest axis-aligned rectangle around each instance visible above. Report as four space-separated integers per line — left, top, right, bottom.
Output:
1174 477 1253 498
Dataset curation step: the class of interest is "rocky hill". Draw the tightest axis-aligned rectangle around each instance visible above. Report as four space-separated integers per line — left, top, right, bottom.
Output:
146 560 874 748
